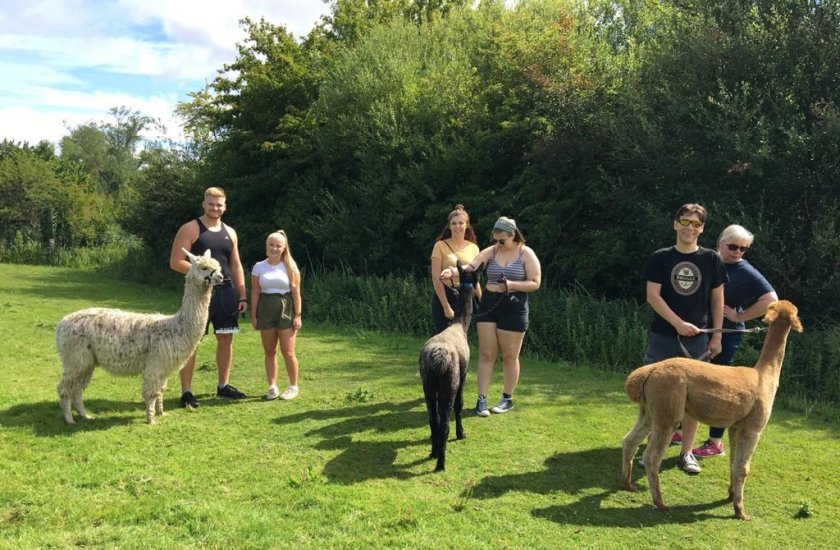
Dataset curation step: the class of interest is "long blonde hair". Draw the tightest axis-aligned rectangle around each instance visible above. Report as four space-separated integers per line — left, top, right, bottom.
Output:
268 230 301 286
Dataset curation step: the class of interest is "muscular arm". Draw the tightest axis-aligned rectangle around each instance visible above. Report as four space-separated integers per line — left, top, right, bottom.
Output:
169 221 198 275
226 226 248 312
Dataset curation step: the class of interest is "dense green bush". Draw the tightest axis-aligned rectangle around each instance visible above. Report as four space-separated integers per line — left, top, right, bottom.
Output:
301 269 837 418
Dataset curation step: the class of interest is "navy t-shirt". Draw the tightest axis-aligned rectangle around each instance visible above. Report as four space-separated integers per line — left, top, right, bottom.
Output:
644 246 728 336
723 259 775 329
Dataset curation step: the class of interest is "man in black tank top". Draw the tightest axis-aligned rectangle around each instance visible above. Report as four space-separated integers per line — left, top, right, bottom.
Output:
170 187 249 407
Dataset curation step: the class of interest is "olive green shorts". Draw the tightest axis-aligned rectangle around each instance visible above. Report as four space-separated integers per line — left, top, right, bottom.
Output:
255 293 294 330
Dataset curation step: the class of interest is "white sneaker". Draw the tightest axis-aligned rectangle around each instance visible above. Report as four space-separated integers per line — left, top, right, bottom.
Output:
490 398 514 414
280 386 299 400
678 452 702 475
265 385 280 401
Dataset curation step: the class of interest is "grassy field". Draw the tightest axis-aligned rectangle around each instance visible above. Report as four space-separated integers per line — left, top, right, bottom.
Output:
1 263 838 549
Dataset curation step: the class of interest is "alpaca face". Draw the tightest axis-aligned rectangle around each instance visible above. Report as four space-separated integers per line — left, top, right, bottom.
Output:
195 257 223 287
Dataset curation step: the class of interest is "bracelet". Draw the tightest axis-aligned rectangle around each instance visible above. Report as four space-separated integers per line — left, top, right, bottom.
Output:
239 299 247 303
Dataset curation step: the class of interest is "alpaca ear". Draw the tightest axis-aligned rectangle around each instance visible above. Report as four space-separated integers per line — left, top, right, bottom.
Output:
791 315 804 333
456 263 465 279
202 249 211 258
182 248 197 263
763 306 779 324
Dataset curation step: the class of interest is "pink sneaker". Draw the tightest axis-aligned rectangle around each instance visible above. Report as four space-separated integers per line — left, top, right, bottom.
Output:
693 439 725 458
670 431 683 445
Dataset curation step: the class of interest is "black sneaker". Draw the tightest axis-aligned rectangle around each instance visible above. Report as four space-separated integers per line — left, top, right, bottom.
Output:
180 391 200 408
216 384 246 399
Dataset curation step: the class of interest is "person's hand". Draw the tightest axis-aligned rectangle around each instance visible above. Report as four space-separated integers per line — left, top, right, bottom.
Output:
444 305 455 320
708 334 723 358
675 321 700 337
251 317 257 330
439 267 454 280
723 305 740 323
238 300 248 313
293 315 302 331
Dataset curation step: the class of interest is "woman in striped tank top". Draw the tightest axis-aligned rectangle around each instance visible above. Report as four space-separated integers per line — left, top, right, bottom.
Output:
461 216 542 416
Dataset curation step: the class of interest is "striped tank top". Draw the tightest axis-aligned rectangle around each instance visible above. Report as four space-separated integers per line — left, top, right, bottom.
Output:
486 247 527 283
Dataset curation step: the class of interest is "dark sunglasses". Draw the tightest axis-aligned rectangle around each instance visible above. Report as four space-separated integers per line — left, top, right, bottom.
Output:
492 238 507 245
726 243 749 253
677 219 704 228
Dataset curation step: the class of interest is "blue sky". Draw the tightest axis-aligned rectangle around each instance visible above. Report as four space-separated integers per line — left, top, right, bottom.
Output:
0 0 333 145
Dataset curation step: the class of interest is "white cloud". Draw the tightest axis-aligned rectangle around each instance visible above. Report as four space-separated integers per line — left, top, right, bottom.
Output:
0 0 332 145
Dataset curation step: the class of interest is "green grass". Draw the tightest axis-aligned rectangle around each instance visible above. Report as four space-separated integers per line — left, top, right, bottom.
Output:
1 263 838 549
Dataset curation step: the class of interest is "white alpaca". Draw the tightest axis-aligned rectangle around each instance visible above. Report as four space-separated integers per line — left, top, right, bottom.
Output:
56 249 223 424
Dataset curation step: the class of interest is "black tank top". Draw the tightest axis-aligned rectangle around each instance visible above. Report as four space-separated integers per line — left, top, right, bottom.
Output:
191 218 233 280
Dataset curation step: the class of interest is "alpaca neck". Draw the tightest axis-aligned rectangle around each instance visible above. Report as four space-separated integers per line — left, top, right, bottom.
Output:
754 321 793 380
454 289 474 331
173 277 213 341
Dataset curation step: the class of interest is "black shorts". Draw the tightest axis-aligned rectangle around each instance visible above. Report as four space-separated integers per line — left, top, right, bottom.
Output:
475 290 529 332
207 281 240 335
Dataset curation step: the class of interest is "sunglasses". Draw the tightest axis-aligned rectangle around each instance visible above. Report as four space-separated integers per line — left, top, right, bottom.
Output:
492 238 507 245
677 219 704 228
726 243 749 253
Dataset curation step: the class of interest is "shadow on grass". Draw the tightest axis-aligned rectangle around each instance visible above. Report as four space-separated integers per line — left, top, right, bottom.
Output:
470 446 732 526
275 398 430 484
0 395 250 436
0 399 139 434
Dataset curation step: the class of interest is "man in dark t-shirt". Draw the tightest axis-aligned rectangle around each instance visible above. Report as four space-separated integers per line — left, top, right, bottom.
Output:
642 203 727 475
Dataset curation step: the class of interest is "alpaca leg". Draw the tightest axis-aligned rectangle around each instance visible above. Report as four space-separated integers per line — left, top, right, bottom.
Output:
454 368 466 440
57 370 77 424
422 376 439 460
141 375 164 425
71 365 95 420
730 430 762 521
727 426 739 501
155 392 164 416
644 421 674 512
621 404 652 491
435 380 457 472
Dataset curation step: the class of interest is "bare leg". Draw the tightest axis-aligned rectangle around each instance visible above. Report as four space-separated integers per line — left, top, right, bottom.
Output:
180 351 196 392
680 414 700 456
261 329 280 386
476 323 499 397
278 328 299 386
215 333 233 386
497 329 525 395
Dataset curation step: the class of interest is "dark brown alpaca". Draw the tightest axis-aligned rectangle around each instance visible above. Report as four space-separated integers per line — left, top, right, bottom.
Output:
418 265 477 472
621 300 803 520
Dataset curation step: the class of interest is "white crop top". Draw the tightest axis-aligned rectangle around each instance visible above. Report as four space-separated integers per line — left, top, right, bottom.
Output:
251 260 291 294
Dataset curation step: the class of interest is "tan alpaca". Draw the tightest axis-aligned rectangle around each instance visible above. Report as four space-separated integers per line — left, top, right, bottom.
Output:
621 300 803 520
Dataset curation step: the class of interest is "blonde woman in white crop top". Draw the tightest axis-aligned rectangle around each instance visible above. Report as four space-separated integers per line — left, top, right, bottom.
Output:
250 230 302 401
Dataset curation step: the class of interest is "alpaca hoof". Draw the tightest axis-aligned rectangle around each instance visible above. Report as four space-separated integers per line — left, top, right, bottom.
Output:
655 504 671 513
65 417 76 425
456 432 466 440
434 465 445 473
735 512 752 521
623 481 638 492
